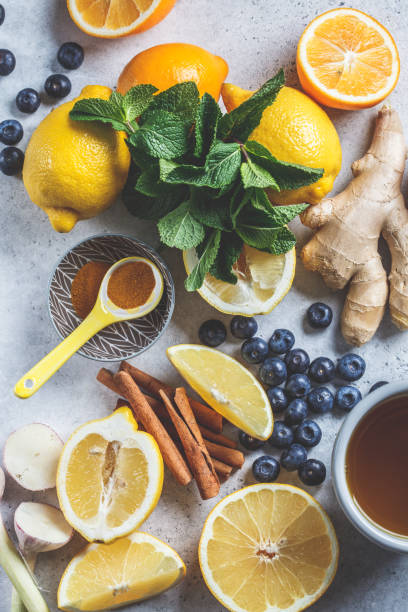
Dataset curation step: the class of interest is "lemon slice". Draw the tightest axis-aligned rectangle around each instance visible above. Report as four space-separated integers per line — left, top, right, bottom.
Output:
167 344 273 440
183 244 296 315
199 484 339 612
58 531 186 611
56 407 163 543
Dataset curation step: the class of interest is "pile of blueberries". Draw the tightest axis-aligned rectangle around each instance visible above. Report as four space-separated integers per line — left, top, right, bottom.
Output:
198 302 369 488
0 6 84 175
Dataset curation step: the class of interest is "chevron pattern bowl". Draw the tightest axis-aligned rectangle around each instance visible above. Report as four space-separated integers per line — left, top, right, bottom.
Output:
48 234 175 361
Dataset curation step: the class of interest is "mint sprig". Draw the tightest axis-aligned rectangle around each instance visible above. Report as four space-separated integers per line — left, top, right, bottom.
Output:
70 72 324 291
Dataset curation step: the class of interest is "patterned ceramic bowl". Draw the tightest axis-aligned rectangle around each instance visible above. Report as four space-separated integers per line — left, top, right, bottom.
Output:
48 234 175 361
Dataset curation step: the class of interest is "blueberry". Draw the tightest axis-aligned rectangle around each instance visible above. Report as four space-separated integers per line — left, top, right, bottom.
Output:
57 42 84 70
259 357 287 386
0 147 24 176
239 430 265 451
268 329 295 354
198 319 226 347
284 399 308 426
0 120 23 145
369 381 389 394
252 455 280 482
280 444 307 471
230 315 257 339
307 302 333 329
285 349 310 374
266 387 288 414
16 88 41 113
285 373 311 398
269 421 294 449
336 353 366 381
307 386 334 414
0 49 15 76
44 74 72 99
335 385 362 412
294 419 322 447
0 5 5 26
309 357 335 383
298 459 326 486
241 337 268 364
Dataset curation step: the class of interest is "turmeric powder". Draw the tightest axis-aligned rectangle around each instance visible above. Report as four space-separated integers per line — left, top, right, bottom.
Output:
107 261 155 309
71 261 111 319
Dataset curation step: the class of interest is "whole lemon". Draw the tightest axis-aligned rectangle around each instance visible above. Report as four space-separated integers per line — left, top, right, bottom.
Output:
23 85 130 232
221 84 341 204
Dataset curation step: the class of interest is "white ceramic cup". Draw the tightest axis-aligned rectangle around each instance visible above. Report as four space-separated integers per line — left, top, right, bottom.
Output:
332 380 408 553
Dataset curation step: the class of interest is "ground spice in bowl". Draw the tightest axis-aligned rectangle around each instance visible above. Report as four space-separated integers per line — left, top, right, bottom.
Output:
71 261 111 319
107 261 156 309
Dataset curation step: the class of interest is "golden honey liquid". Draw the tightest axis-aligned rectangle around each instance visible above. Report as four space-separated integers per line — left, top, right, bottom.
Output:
346 395 408 537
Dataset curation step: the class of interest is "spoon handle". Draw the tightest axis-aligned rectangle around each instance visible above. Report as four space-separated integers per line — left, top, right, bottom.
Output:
14 312 111 399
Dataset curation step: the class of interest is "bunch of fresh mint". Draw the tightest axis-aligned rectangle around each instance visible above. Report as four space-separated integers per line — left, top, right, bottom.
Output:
70 70 323 291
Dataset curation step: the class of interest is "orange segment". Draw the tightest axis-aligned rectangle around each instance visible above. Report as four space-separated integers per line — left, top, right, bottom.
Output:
67 0 177 38
297 8 400 109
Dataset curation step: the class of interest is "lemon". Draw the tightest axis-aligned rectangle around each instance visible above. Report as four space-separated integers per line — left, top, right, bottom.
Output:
167 344 273 440
199 484 339 612
184 244 295 316
58 531 185 611
221 84 342 205
23 85 130 232
56 407 163 543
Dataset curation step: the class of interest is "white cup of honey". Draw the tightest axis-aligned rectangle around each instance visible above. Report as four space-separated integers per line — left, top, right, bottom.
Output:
332 381 408 553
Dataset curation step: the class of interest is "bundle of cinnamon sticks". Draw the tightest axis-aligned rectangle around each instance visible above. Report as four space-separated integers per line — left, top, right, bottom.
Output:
97 361 244 500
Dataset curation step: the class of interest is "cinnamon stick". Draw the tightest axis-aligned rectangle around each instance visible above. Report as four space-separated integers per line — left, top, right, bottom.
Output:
212 458 233 480
160 389 220 500
199 426 238 449
203 439 245 469
114 371 192 486
120 361 223 433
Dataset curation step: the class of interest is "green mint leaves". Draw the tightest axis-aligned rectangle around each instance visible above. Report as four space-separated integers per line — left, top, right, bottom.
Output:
70 72 324 291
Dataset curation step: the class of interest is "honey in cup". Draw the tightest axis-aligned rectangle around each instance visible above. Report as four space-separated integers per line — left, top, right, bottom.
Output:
346 394 408 537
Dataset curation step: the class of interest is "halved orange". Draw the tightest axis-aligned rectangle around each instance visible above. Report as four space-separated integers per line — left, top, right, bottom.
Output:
67 0 177 38
297 8 400 110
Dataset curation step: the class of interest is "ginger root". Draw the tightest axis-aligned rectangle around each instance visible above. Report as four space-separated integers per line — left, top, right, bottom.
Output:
301 106 408 346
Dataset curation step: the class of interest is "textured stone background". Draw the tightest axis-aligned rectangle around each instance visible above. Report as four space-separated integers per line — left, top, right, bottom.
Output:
1 0 408 610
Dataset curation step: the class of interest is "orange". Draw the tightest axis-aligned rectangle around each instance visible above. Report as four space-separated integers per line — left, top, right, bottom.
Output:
297 8 400 110
67 0 177 38
117 43 228 100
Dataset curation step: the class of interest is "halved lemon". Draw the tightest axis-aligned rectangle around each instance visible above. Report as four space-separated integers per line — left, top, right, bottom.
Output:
167 344 273 440
297 8 400 110
58 531 186 611
199 484 339 612
183 244 296 316
56 407 163 543
67 0 177 38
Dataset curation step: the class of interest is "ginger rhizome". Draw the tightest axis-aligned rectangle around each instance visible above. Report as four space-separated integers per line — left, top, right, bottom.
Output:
301 106 408 346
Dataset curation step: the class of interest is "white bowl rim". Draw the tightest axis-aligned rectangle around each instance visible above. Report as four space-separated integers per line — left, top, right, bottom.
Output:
332 380 408 553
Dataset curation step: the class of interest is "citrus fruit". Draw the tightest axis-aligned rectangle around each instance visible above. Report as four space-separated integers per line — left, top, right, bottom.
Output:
167 344 273 440
23 85 130 232
184 244 295 316
221 84 341 205
117 43 228 99
297 8 400 110
56 407 163 543
67 0 177 38
199 483 339 612
58 531 185 611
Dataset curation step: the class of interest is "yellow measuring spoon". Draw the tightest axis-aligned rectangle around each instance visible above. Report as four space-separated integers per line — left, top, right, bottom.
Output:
14 257 164 399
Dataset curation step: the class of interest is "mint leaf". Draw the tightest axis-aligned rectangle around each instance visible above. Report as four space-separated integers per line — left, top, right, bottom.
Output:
135 165 168 197
218 70 284 142
200 141 242 188
236 224 282 250
194 93 221 159
267 226 297 254
185 230 221 291
130 111 191 159
123 165 183 220
70 96 127 131
160 160 205 186
158 200 205 249
144 82 199 122
209 232 243 284
245 141 323 190
240 160 279 190
190 188 232 230
250 188 307 223
122 85 157 122
230 188 250 226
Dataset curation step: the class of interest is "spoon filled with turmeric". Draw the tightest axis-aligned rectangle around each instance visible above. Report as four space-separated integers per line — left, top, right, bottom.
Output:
14 257 164 399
